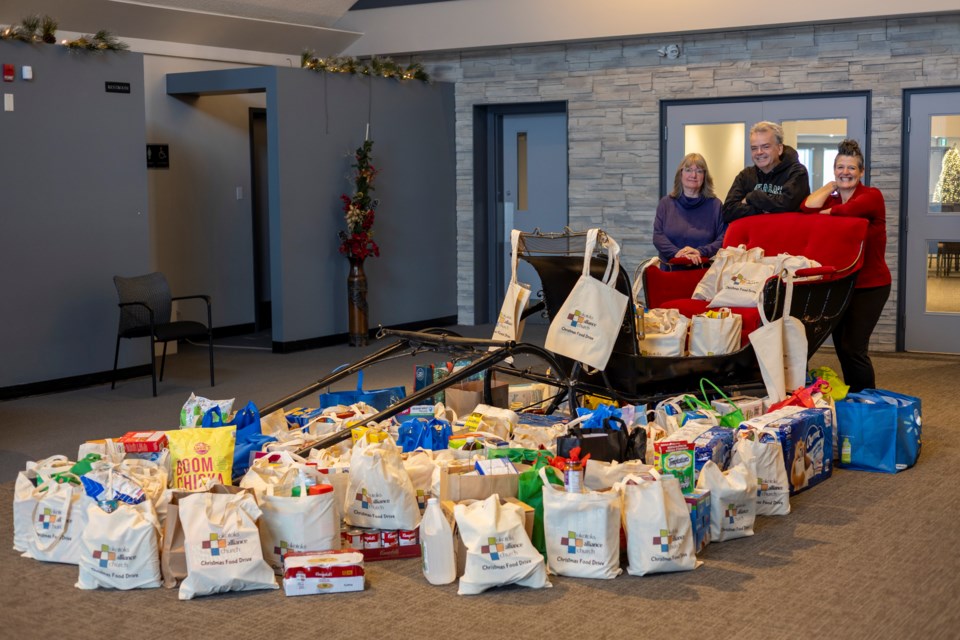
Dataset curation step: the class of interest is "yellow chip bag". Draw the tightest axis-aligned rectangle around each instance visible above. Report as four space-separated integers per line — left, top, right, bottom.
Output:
167 427 236 490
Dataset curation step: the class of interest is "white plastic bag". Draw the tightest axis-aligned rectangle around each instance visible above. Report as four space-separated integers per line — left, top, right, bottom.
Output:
344 438 421 530
696 461 757 542
455 494 551 595
258 483 340 574
76 501 161 590
540 468 621 579
731 431 790 516
619 472 697 576
178 491 277 600
180 393 235 427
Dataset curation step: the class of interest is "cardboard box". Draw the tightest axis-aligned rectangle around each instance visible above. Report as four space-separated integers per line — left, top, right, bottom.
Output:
685 489 711 553
438 461 529 501
760 408 833 495
441 497 535 577
711 395 764 421
282 550 365 595
118 431 168 453
444 378 510 419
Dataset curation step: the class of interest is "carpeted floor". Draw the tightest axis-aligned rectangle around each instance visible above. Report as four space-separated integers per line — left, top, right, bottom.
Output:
1 326 958 640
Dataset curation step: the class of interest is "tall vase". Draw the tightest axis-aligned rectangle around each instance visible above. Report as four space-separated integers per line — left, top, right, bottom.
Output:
347 256 369 346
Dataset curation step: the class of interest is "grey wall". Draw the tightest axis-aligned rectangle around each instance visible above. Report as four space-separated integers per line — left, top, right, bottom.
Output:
0 42 149 388
168 67 457 344
415 14 960 351
144 56 266 330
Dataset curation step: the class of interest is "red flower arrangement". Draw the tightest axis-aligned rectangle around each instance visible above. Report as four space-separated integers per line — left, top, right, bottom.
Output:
338 139 380 261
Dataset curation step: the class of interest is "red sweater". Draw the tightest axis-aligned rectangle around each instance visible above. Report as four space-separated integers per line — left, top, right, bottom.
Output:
800 183 891 289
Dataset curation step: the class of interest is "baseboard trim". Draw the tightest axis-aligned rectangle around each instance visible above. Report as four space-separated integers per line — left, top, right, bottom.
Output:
0 365 152 401
271 316 459 354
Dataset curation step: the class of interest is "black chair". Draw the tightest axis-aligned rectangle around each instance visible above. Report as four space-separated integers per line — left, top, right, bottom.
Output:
112 272 214 396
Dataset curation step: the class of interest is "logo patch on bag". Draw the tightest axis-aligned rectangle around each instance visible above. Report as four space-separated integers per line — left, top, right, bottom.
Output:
38 507 59 529
93 544 117 568
567 310 596 329
203 533 229 556
480 537 505 560
725 504 739 524
193 441 210 455
652 529 673 553
560 531 584 554
356 488 372 509
416 489 428 510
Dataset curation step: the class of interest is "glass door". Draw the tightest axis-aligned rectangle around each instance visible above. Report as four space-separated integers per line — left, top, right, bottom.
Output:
663 95 868 200
902 91 960 353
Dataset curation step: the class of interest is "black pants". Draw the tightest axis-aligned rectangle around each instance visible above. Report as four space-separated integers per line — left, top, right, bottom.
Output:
832 284 890 393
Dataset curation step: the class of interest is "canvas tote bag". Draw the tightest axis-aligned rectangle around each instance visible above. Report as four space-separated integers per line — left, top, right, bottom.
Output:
492 229 532 344
619 471 697 576
545 229 629 371
748 272 808 403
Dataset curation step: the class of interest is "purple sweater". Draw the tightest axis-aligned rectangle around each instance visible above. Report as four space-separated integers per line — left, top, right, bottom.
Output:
653 194 726 262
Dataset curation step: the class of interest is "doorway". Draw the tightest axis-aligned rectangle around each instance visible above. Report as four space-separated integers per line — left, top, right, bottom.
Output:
661 93 870 200
249 108 271 332
473 102 569 324
901 89 960 353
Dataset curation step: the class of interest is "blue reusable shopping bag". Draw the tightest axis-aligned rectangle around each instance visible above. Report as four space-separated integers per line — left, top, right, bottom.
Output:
397 417 452 453
202 401 276 481
859 389 922 471
318 369 406 412
835 389 922 474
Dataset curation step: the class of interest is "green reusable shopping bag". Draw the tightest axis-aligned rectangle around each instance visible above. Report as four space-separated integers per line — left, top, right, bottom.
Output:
516 453 563 558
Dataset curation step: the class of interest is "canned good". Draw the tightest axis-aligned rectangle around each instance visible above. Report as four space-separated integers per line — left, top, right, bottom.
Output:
398 529 419 547
381 529 399 549
342 528 363 549
361 529 381 549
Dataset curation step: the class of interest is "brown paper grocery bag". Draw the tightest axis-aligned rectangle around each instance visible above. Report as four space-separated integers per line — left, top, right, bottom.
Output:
160 484 248 588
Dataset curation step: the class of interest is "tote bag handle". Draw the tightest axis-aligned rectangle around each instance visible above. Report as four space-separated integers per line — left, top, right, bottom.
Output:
758 270 795 326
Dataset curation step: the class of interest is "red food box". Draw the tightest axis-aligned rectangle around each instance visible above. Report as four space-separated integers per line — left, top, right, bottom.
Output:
282 550 365 596
118 430 168 453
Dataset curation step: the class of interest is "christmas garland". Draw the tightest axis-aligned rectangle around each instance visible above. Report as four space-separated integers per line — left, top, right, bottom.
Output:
1 15 128 52
302 52 429 83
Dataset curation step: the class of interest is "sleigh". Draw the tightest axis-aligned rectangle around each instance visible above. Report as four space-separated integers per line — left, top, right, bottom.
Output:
266 213 867 455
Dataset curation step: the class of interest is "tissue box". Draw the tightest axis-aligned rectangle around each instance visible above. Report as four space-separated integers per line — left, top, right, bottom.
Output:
760 408 833 495
282 550 365 596
711 395 764 420
685 489 711 553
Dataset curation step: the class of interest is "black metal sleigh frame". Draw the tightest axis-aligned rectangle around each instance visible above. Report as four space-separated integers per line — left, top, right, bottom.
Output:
269 215 868 455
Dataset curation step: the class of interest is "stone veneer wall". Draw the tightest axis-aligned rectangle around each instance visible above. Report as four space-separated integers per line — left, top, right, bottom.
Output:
415 14 960 351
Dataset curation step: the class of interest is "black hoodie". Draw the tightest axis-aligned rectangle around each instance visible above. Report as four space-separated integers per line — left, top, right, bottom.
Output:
721 145 811 223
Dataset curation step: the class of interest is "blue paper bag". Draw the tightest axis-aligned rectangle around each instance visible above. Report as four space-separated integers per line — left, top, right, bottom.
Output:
835 389 921 474
319 369 406 412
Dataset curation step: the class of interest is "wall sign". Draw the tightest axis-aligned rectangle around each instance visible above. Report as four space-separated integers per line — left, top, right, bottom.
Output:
146 144 169 169
105 81 130 93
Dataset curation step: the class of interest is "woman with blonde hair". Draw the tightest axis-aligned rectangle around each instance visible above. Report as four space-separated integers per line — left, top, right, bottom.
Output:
653 153 726 268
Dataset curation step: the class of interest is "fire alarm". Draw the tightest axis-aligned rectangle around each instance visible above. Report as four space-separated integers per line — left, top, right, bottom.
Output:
2 64 14 82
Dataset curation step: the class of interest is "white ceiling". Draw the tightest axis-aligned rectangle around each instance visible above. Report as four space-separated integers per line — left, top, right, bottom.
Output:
109 0 358 29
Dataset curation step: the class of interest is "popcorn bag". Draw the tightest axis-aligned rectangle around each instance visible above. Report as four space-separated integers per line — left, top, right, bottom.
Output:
167 427 236 491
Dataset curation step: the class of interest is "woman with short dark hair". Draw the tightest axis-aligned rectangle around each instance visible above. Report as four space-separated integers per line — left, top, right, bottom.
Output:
801 139 890 392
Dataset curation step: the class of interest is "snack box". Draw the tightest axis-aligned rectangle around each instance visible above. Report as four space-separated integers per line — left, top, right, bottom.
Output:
282 550 365 596
659 425 734 484
118 430 168 453
654 440 696 494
